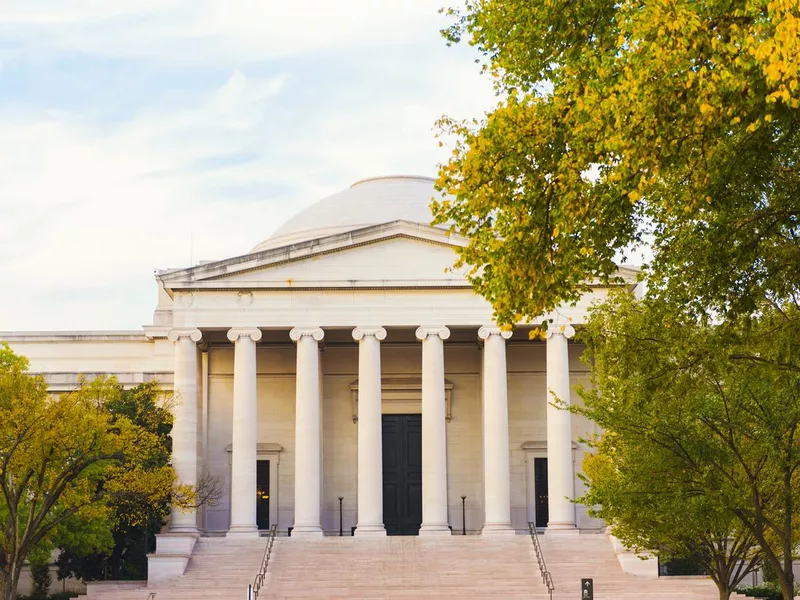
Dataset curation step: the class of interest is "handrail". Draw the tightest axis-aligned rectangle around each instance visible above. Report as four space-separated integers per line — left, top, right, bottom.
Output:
146 593 157 600
249 524 278 600
528 522 555 600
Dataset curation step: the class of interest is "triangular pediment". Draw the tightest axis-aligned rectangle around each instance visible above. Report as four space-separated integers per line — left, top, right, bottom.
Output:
157 220 471 291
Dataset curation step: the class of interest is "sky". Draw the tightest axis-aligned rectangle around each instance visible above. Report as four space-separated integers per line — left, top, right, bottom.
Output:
0 1 497 331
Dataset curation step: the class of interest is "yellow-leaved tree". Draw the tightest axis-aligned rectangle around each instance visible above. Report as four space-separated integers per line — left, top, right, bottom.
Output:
0 344 201 600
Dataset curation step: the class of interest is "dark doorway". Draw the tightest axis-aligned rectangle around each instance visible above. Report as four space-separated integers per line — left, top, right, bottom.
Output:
382 414 422 535
256 460 270 530
534 457 549 528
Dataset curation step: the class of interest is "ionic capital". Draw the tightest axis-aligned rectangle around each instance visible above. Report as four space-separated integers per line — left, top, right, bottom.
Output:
415 326 451 341
478 326 512 340
545 324 575 339
167 328 202 343
289 327 325 342
227 327 263 343
352 326 387 341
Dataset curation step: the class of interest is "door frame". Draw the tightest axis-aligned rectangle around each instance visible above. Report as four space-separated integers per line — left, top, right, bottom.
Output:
226 442 282 531
523 440 577 529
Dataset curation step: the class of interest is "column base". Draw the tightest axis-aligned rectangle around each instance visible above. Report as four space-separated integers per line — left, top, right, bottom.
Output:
291 525 324 537
419 524 451 536
168 525 199 534
226 525 260 539
545 522 579 535
354 524 386 537
481 522 516 536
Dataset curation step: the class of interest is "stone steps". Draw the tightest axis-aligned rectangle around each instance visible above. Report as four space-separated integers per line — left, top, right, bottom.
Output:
89 532 751 599
539 533 748 600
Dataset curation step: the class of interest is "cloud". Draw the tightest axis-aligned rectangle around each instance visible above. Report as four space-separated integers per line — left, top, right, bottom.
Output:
0 2 496 330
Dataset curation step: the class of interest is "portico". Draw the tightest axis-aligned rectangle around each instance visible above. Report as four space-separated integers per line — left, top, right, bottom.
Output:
166 321 582 537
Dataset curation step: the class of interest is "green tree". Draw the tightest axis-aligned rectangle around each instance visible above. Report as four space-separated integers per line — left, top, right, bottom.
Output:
434 0 800 325
573 293 800 599
56 382 175 583
0 345 193 600
581 429 760 599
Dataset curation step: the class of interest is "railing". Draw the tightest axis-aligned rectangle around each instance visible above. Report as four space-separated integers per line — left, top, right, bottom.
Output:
528 522 555 600
248 524 278 600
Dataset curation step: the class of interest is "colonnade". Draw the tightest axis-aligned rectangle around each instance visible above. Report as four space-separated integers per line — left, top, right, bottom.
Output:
167 324 577 536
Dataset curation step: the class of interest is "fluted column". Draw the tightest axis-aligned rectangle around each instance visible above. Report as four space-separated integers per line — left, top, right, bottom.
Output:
415 326 451 536
227 327 262 537
167 328 202 533
546 324 577 531
352 326 387 536
479 325 514 535
290 327 325 536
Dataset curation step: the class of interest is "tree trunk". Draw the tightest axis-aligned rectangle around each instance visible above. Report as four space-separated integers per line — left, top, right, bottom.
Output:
714 581 731 600
1 560 22 600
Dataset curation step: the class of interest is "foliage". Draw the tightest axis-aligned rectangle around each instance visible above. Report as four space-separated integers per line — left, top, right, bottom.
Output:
55 381 173 583
736 582 799 600
574 293 800 599
434 0 800 326
17 594 78 600
28 559 51 599
0 344 195 600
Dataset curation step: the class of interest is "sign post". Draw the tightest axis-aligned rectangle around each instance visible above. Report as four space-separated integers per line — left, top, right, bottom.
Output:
581 578 593 600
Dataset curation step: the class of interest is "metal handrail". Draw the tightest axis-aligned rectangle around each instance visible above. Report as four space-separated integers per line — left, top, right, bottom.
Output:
248 524 278 600
528 522 555 600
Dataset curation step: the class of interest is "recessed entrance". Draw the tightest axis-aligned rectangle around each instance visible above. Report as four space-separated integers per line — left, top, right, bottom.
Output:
256 459 270 530
382 414 422 535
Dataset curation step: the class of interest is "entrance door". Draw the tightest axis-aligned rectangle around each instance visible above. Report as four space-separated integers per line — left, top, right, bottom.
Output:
256 459 270 530
534 457 549 527
382 414 422 536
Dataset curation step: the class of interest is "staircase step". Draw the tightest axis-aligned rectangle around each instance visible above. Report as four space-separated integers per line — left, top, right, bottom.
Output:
90 533 745 599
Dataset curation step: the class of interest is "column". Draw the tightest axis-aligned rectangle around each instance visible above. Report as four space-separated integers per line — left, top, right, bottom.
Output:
167 328 202 533
352 327 387 536
227 327 262 537
479 325 514 534
290 327 325 536
415 326 451 535
546 324 577 531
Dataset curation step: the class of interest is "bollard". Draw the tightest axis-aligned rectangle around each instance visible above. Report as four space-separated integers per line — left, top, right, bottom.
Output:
338 496 344 537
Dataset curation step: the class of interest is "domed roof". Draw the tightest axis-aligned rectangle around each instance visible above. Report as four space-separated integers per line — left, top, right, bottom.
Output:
251 175 444 252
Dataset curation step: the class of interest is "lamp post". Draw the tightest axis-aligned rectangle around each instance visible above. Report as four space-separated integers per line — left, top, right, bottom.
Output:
461 495 467 535
338 497 344 537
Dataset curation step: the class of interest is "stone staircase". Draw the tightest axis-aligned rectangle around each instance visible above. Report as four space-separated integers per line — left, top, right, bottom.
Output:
264 535 546 598
538 532 747 600
87 532 751 599
88 537 266 600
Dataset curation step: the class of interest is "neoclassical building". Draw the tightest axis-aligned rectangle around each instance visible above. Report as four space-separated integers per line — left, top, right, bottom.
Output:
4 175 638 539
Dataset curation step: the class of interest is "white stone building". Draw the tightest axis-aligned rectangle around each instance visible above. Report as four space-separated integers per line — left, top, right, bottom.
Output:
3 175 639 541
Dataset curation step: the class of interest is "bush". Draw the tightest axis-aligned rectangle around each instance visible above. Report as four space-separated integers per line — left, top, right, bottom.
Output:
29 561 52 599
735 582 800 600
18 593 79 600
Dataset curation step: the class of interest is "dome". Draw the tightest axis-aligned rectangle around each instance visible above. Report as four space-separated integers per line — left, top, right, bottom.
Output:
251 175 444 252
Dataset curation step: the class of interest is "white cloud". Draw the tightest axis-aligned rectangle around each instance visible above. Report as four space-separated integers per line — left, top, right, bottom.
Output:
0 2 495 330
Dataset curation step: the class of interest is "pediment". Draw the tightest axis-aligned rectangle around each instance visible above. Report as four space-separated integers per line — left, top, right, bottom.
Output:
158 221 470 291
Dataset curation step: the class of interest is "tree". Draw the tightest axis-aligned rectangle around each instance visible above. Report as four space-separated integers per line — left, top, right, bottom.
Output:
581 428 760 599
55 381 175 583
0 345 193 600
573 293 800 599
434 0 800 325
